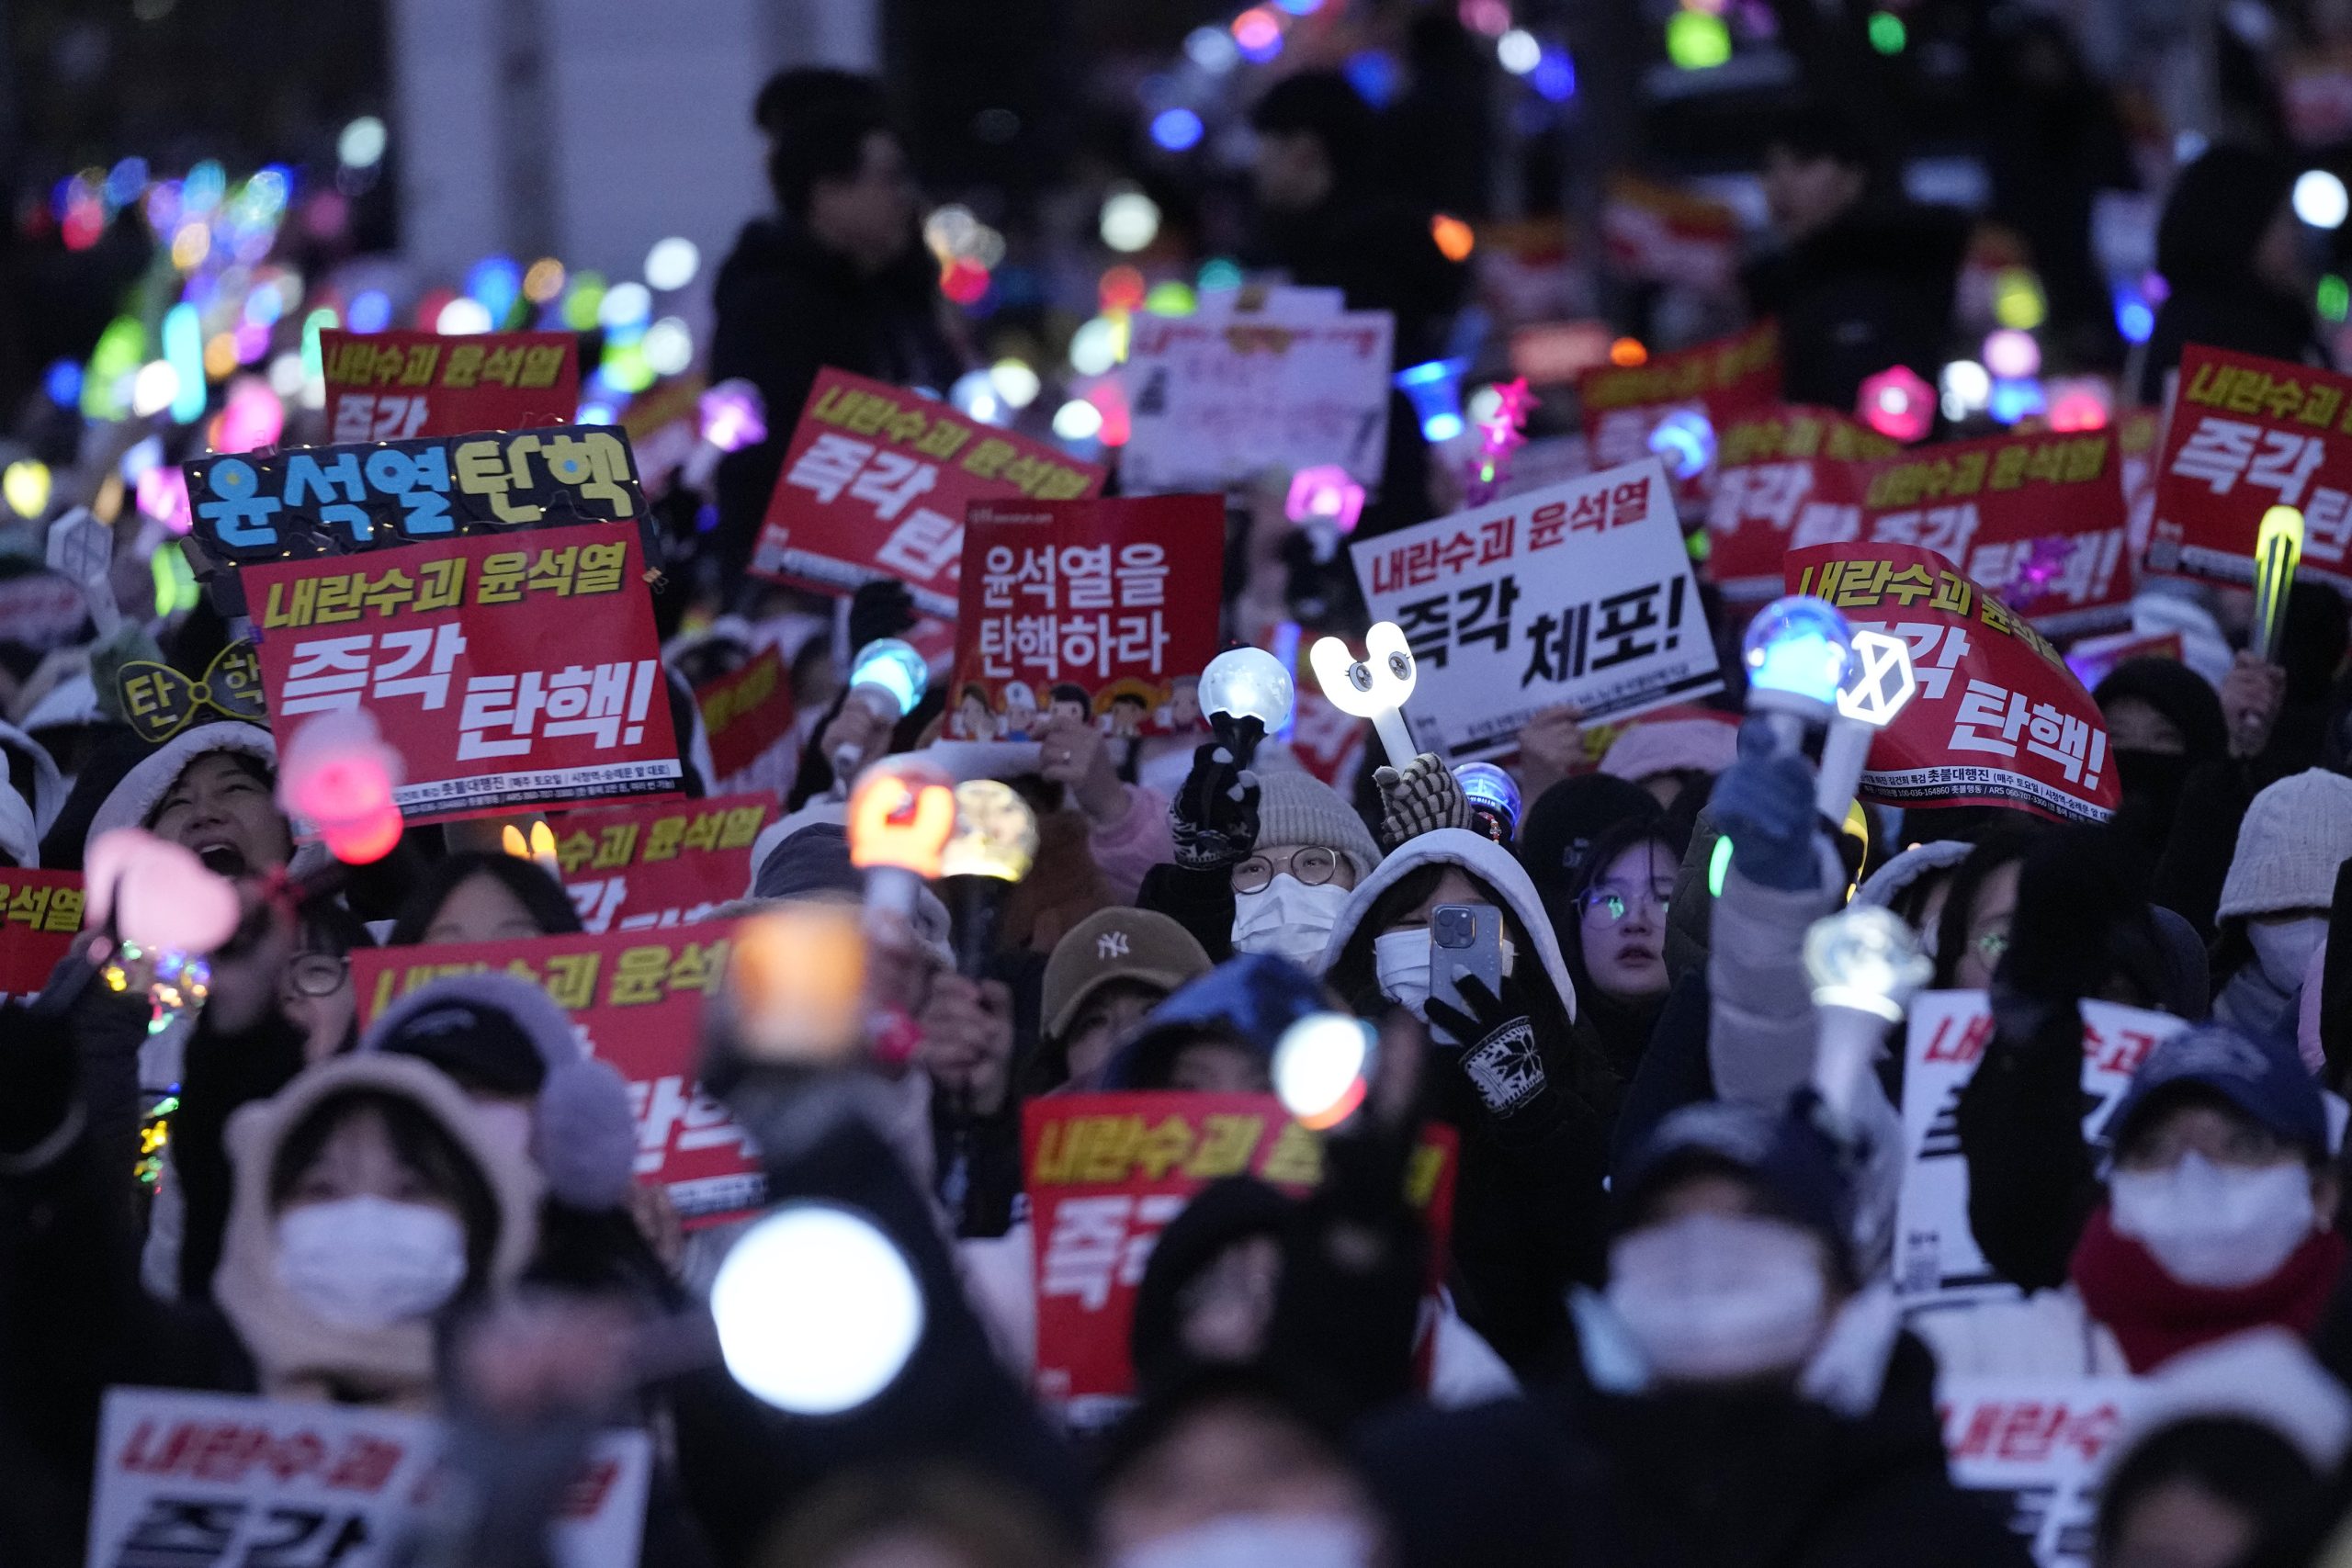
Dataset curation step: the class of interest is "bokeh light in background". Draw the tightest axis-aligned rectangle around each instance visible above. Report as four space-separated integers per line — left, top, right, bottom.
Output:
336 116 388 169
645 236 701 290
1149 107 1204 151
2296 169 2350 230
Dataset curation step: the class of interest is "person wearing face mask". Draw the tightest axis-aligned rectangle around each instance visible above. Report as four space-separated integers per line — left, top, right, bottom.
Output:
2096 657 2229 862
357 973 660 1303
1358 1100 2030 1568
2210 770 2352 1054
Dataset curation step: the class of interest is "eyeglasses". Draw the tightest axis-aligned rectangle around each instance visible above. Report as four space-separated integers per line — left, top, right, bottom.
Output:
281 951 349 998
1233 845 1340 895
1578 884 1672 925
1971 928 2009 967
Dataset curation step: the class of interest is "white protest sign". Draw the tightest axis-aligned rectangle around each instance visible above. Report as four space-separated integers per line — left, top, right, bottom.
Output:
86 1386 650 1568
1939 1376 2146 1568
1121 307 1394 491
1347 457 1722 761
1895 991 2184 1307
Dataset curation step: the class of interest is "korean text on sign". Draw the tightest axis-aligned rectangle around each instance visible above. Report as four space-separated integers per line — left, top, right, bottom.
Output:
0 869 82 1000
1939 1378 2147 1568
1121 306 1396 492
549 794 772 935
694 645 797 781
951 494 1222 740
249 527 680 821
1350 457 1722 762
321 329 581 444
1703 405 1894 601
187 424 646 564
1788 431 2132 636
1577 321 1781 492
1896 991 2184 1310
1788 541 2120 824
2148 344 2352 592
1023 1093 1455 1428
88 1386 650 1568
354 925 761 1229
751 367 1105 614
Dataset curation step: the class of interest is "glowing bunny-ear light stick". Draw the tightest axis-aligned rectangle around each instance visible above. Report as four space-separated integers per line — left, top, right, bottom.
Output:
500 818 560 877
277 707 405 865
1310 622 1419 766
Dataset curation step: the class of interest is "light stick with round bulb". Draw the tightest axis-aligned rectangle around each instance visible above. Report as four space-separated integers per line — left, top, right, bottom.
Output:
1198 645 1294 771
1803 904 1930 1134
832 637 928 787
937 780 1038 978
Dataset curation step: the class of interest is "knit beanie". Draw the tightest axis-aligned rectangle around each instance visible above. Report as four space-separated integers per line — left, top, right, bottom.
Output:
1600 716 1738 784
1519 774 1661 898
2094 657 2229 763
2217 770 2352 919
1253 769 1381 881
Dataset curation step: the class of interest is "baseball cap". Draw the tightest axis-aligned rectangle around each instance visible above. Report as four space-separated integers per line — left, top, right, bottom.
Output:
2109 1024 2328 1161
1616 1100 1855 1275
1043 907 1213 1042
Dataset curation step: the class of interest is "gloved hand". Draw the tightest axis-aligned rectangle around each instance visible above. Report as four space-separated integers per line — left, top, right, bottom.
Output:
1170 737 1261 870
1374 753 1471 851
847 578 918 657
1424 972 1557 1124
1707 723 1820 892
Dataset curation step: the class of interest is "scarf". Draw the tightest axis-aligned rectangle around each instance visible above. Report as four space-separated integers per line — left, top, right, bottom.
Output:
2069 1202 2345 1372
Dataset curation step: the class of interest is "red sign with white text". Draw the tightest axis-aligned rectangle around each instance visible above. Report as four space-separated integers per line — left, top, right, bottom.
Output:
751 367 1106 616
322 330 580 443
0 870 81 999
549 794 771 934
354 925 758 1229
1786 430 2135 637
694 646 795 780
1577 321 1781 491
1788 542 2119 823
1704 406 1896 600
2147 344 2352 592
248 527 680 821
950 494 1222 739
1023 1093 1456 1427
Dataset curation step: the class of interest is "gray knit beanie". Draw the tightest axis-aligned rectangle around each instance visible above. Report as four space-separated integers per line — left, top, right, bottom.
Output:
1254 769 1382 880
2218 769 2352 919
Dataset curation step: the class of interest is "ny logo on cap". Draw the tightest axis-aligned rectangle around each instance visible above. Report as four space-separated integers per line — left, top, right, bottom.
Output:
1097 930 1131 960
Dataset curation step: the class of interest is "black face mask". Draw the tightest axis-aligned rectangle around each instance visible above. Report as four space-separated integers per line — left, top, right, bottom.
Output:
2111 749 2195 845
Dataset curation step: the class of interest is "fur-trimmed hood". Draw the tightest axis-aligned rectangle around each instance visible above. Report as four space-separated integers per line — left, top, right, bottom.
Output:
1318 827 1577 1022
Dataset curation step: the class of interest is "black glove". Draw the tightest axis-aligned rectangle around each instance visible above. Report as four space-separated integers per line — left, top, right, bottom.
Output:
1170 736 1261 871
847 579 918 656
1424 972 1558 1126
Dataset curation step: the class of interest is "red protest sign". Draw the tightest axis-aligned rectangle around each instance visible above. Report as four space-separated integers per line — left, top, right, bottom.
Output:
751 367 1106 615
1792 430 2135 637
550 794 772 933
950 494 1222 740
321 330 580 442
248 525 681 821
1577 321 1781 482
1023 1092 1456 1423
1788 542 2119 823
0 870 82 999
1704 407 1894 601
2147 344 2352 592
694 645 794 780
354 925 759 1229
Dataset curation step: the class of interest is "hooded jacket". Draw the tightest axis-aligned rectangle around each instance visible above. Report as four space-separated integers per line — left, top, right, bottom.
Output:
80 720 276 864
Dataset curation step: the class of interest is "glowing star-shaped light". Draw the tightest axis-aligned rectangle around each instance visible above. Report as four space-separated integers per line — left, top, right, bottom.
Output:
1310 621 1419 765
1284 465 1366 532
1464 376 1534 503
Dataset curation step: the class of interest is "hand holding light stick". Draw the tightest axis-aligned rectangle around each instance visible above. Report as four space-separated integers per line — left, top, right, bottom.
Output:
2252 504 2304 664
1310 622 1420 767
937 780 1038 978
832 637 929 787
1803 904 1930 1135
1199 646 1294 771
83 829 243 1034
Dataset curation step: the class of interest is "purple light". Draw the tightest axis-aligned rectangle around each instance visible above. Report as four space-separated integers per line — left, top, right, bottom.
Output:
1150 107 1204 152
700 378 768 453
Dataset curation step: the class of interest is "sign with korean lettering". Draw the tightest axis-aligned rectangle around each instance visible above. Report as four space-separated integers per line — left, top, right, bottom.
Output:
549 794 771 934
1895 991 2185 1309
0 869 81 1000
1577 321 1781 485
320 330 581 444
1121 307 1396 492
2147 344 2352 592
353 925 758 1229
1789 431 2134 636
1704 407 1895 601
1351 458 1723 762
1939 1377 2148 1568
750 368 1106 615
86 1386 650 1568
1023 1093 1456 1427
1788 542 2120 823
694 645 795 781
249 527 679 820
187 425 646 566
950 495 1221 740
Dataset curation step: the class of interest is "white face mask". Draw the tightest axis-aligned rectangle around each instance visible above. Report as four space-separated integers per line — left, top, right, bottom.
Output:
2108 1152 2317 1288
1372 929 1432 1021
1118 1514 1376 1568
275 1194 468 1330
1233 875 1353 972
1604 1212 1829 1382
2249 916 2328 993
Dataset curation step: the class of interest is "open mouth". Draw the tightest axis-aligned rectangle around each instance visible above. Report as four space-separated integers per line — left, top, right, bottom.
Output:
194 842 249 878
